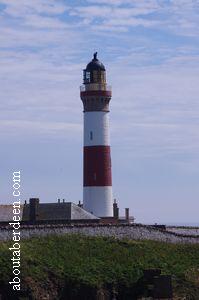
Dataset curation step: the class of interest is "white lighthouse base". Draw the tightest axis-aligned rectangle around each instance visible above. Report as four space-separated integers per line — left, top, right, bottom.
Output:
83 186 113 217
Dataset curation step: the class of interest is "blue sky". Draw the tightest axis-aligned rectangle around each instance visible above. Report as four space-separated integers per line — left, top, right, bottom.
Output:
0 0 199 224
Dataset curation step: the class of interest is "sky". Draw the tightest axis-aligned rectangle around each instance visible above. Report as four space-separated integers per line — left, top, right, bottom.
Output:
0 0 199 224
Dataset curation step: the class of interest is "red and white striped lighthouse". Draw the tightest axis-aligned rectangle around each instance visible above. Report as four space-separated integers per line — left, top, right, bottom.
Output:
80 53 113 217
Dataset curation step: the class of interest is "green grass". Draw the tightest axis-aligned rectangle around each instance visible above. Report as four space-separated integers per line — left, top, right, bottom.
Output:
1 234 199 298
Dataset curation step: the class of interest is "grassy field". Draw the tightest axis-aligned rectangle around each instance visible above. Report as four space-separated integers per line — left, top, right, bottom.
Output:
0 234 199 299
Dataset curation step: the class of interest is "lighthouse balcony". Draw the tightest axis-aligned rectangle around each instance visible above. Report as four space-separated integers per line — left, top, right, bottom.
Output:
80 83 111 92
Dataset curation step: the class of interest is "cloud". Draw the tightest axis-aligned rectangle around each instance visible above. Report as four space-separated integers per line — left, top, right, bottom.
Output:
108 53 199 161
86 0 133 6
0 11 198 161
23 14 68 29
86 0 159 8
0 120 81 139
0 0 71 31
70 5 158 18
66 0 199 37
104 17 158 27
0 1 198 160
0 0 67 17
69 4 160 30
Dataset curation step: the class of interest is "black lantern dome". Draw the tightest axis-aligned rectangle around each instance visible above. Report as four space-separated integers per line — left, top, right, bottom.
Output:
86 52 105 71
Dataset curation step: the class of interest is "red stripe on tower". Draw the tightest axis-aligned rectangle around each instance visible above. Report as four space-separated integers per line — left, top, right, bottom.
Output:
84 146 112 186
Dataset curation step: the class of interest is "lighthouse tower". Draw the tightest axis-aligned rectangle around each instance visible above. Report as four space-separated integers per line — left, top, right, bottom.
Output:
80 53 113 217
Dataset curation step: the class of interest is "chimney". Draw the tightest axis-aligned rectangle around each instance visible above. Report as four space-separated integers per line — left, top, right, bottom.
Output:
29 198 39 223
78 200 83 208
125 208 129 223
113 199 119 219
63 199 65 203
24 200 27 205
58 198 60 203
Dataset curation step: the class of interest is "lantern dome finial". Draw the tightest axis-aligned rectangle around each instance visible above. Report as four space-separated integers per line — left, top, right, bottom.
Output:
93 52 97 60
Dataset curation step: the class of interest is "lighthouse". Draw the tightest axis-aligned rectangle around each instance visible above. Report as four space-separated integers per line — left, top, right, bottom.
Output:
80 53 113 217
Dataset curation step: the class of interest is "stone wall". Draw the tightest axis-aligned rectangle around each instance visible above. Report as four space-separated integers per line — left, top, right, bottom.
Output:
166 226 199 236
1 224 199 244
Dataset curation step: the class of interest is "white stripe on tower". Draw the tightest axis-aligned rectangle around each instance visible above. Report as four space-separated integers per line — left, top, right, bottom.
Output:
84 112 110 146
83 186 113 217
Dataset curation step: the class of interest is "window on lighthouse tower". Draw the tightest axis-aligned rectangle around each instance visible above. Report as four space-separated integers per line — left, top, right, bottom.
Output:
90 131 93 140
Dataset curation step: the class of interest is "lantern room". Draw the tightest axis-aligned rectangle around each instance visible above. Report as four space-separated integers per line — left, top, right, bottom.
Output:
83 52 106 84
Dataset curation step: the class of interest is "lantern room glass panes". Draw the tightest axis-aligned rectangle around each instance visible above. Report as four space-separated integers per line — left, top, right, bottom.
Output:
84 70 91 83
83 69 106 84
86 71 90 82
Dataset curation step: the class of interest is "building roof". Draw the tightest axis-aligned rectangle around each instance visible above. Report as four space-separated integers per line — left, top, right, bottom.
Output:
71 203 98 220
22 202 99 221
0 201 99 222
